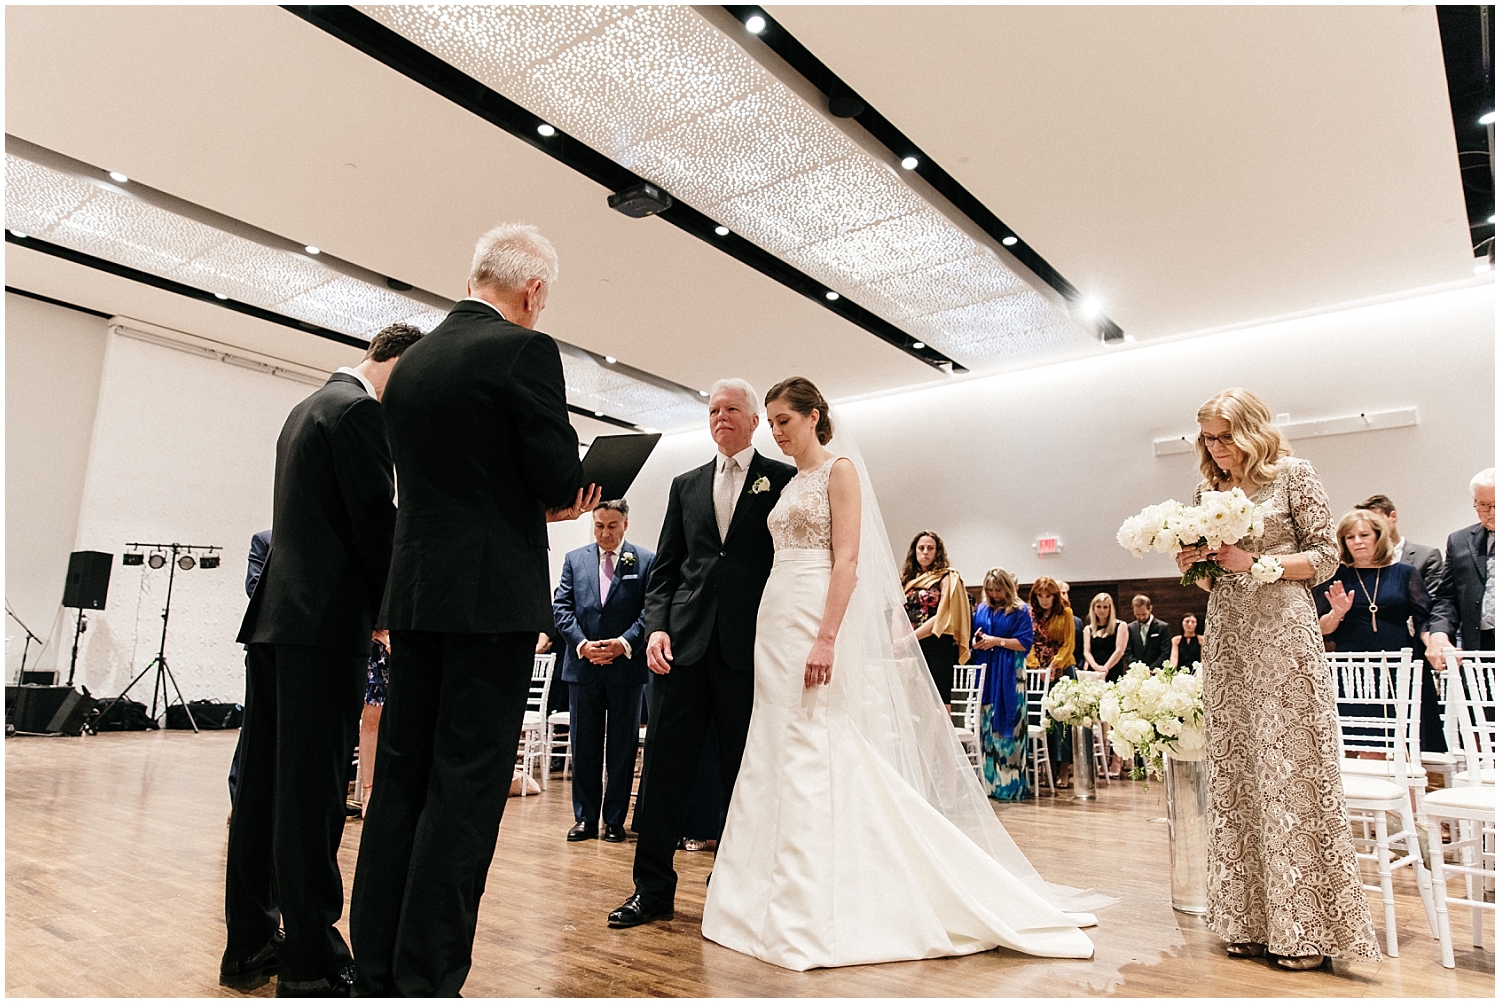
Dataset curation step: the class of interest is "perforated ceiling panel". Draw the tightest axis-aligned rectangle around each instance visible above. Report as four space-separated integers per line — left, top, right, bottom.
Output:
360 4 1095 368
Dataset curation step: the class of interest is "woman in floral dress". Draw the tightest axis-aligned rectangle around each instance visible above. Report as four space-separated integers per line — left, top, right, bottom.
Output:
971 568 1034 800
1176 388 1378 970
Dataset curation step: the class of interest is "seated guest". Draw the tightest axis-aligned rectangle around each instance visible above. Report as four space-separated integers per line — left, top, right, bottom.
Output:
1082 593 1128 682
971 568 1034 800
1426 467 1496 662
901 531 971 710
1169 613 1204 668
1317 509 1439 750
553 499 654 844
1356 493 1444 586
1124 595 1170 667
1025 576 1075 786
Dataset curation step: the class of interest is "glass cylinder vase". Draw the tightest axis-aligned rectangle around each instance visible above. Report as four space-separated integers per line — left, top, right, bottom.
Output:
1163 753 1208 915
1072 725 1097 800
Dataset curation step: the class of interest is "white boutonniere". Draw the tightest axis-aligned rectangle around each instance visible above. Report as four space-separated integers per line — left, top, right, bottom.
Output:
748 475 771 495
619 551 636 570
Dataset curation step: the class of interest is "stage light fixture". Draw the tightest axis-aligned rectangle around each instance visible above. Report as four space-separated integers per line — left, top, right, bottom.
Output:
900 156 919 170
1002 236 1018 247
714 225 730 237
536 123 556 137
178 555 196 571
122 553 144 566
147 553 166 569
745 14 766 34
825 291 839 301
199 555 221 569
108 171 129 184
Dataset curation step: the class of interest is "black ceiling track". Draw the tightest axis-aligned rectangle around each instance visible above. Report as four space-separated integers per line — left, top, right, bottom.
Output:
281 4 966 373
722 5 1125 343
1435 5 1495 259
5 285 112 319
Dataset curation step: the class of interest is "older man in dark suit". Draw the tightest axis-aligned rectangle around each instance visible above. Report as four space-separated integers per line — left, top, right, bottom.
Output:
223 324 423 996
348 224 598 997
553 499 655 844
1427 468 1497 665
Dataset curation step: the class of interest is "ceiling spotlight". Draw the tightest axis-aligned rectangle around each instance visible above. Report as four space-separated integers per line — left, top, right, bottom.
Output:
147 553 166 570
178 555 196 571
1490 215 1496 224
604 355 617 364
1481 111 1496 125
108 171 129 184
9 230 28 239
824 291 840 301
745 14 767 34
215 292 229 300
199 555 221 569
594 410 605 417
536 122 556 137
1001 236 1018 247
699 389 709 397
1078 297 1102 319
900 156 920 170
304 245 321 255
714 225 730 236
911 341 925 350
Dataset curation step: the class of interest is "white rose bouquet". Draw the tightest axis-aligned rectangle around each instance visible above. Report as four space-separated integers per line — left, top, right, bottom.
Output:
1099 661 1206 781
1116 488 1265 585
1041 675 1109 730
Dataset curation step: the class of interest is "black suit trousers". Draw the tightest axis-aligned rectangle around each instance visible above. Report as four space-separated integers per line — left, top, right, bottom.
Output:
349 629 534 997
569 677 645 826
630 631 753 904
224 643 365 981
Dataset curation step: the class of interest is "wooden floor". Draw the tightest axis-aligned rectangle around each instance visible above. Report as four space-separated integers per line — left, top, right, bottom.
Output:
4 730 1493 998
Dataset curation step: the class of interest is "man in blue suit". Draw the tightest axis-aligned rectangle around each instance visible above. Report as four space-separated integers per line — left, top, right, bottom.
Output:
553 499 654 844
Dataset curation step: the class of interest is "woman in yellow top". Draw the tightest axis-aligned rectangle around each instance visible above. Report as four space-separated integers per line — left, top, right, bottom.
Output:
901 531 971 711
1024 576 1076 786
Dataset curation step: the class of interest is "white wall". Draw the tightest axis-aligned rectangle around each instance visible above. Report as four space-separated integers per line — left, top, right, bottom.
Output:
4 293 109 679
618 281 1495 589
66 330 314 702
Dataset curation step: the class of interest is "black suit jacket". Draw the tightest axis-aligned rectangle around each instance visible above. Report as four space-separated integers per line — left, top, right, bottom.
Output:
1398 540 1444 592
238 374 395 654
1125 616 1171 667
1429 523 1491 650
643 451 796 673
379 301 581 635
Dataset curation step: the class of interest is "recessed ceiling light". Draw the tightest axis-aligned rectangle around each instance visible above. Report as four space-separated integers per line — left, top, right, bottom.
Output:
745 14 766 34
1001 236 1018 247
1490 215 1496 224
1476 261 1493 275
1481 111 1496 125
714 225 730 236
699 389 709 397
304 245 320 255
911 341 925 350
1078 297 1102 319
900 156 919 170
9 230 28 239
642 427 659 435
215 292 229 300
1123 334 1136 343
824 290 839 301
537 123 556 137
604 355 617 364
594 410 605 417
108 171 129 184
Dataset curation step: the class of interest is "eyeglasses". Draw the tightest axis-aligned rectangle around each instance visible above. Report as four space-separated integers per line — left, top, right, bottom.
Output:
1198 432 1236 447
1475 500 1497 513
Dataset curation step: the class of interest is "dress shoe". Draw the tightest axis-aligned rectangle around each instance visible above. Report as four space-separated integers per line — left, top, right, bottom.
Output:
567 821 598 842
276 964 355 997
608 893 673 928
603 823 627 843
219 931 282 988
1225 942 1265 958
1274 954 1325 971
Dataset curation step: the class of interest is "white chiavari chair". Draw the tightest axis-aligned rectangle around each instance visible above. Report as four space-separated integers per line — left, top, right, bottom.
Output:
951 663 985 775
546 707 572 781
1024 666 1054 795
1425 650 1496 968
515 653 556 795
1329 649 1439 955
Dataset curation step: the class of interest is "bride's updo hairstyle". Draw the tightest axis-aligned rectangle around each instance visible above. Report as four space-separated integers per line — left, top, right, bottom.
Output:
1195 387 1291 490
765 376 834 445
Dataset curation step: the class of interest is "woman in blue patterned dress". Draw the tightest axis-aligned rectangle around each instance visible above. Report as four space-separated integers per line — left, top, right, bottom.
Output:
971 568 1034 800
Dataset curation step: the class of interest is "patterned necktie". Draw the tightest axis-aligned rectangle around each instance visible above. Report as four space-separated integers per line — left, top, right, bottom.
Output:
1482 531 1495 631
601 550 616 604
714 456 738 542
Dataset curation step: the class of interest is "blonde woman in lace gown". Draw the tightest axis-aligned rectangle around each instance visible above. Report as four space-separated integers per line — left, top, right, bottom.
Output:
701 378 1099 971
1176 389 1379 970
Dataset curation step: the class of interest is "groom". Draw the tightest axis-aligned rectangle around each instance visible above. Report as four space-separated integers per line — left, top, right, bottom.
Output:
608 378 795 928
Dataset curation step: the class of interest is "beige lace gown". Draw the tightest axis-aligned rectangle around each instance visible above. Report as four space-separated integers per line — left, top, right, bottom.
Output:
1198 457 1380 961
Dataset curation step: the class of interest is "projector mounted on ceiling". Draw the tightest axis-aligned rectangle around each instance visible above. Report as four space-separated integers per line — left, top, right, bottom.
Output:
608 182 673 218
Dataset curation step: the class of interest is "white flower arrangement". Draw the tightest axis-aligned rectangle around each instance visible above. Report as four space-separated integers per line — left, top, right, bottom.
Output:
1116 488 1266 585
1249 554 1284 584
1099 661 1206 781
1041 675 1109 729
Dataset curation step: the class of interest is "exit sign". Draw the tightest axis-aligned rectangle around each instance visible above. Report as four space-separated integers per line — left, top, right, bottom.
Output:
1035 536 1062 556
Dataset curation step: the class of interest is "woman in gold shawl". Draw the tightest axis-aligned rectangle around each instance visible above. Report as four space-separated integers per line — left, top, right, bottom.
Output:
901 531 971 711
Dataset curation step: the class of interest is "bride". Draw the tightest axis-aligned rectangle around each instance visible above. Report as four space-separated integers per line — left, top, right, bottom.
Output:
700 377 1104 971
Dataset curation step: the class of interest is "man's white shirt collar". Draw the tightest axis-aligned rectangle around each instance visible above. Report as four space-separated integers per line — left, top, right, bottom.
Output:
718 444 755 472
335 367 377 400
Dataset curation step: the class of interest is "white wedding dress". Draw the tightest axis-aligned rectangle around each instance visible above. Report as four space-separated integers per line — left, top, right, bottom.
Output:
701 455 1101 971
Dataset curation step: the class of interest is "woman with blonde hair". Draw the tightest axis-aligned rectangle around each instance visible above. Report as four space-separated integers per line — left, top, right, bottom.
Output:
970 568 1034 800
1175 388 1378 969
1081 593 1128 682
901 531 971 710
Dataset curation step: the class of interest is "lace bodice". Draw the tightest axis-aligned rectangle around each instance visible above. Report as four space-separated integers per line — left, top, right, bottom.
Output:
767 457 835 552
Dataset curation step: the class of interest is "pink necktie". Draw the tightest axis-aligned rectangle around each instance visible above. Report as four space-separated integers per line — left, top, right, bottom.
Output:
601 550 616 603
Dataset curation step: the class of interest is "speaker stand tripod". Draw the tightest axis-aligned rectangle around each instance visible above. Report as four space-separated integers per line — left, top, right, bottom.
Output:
6 604 44 685
96 544 199 734
66 608 87 687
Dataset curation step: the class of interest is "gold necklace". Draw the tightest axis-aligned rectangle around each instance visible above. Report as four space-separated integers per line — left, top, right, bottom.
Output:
1353 566 1381 632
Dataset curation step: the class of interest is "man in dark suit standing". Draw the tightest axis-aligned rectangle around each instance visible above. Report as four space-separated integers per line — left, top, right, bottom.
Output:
1356 494 1444 587
229 529 273 805
608 379 795 929
1427 468 1496 665
349 224 597 997
553 499 655 844
1125 595 1171 667
223 324 423 996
